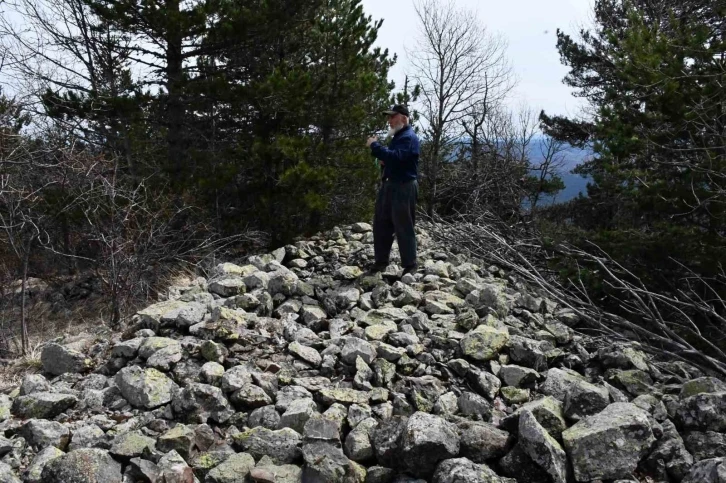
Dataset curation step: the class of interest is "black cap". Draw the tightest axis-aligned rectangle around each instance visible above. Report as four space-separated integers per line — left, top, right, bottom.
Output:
382 105 410 117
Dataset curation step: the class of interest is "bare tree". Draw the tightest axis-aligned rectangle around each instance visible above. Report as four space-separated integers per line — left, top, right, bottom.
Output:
409 0 515 215
524 134 567 213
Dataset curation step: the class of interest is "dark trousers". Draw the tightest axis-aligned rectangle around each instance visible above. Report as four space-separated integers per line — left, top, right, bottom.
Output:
373 178 418 267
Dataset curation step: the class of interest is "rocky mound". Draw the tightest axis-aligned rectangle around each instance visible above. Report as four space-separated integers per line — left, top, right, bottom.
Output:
0 221 724 483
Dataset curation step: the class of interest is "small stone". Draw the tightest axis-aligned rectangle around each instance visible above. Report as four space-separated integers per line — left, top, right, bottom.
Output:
342 337 377 365
279 398 319 434
20 420 70 450
157 424 195 461
109 431 156 461
288 341 322 367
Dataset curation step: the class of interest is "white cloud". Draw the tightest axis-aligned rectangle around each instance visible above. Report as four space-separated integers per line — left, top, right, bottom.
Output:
361 0 595 117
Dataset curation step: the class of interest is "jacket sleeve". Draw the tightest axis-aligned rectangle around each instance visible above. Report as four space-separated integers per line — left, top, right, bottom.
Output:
370 136 413 165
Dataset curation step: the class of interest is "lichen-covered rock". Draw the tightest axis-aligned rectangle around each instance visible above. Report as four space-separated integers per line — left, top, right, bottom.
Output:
318 388 370 406
681 378 726 399
23 447 63 483
206 452 255 483
19 374 51 396
0 395 11 423
457 420 512 463
41 448 122 483
171 382 234 424
109 430 156 461
500 396 566 439
41 343 92 376
677 392 726 432
341 337 377 365
399 412 460 478
288 341 322 367
563 379 610 422
563 402 655 481
682 457 726 483
0 462 21 483
433 458 514 483
115 365 177 409
518 410 567 483
20 420 70 450
459 325 509 361
157 424 195 461
684 431 726 461
302 441 361 482
233 427 302 464
11 392 78 419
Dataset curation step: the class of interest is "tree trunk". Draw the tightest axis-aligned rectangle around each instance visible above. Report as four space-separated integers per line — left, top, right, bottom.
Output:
20 233 32 355
165 0 185 187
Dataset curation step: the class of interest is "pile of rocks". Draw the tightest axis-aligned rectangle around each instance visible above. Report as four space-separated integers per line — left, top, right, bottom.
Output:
0 221 725 483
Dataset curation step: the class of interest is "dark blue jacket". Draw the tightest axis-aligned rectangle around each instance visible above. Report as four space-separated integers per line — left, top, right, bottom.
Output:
371 125 419 182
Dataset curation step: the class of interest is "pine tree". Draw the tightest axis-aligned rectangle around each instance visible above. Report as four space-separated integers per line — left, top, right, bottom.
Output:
542 0 726 278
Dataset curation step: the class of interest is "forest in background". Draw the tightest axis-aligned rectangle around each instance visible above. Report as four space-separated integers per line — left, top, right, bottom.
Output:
0 0 725 370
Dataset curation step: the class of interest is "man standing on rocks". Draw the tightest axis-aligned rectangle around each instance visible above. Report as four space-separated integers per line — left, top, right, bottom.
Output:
366 105 420 275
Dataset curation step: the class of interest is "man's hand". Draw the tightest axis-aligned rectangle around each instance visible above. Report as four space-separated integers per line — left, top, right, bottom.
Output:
366 136 378 147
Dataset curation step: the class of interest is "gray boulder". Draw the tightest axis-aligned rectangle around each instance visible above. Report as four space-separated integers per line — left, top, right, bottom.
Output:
302 441 361 482
682 457 726 483
233 427 302 464
11 392 77 419
0 462 20 483
249 406 281 430
172 382 235 424
115 366 177 409
685 431 726 461
341 337 377 365
279 398 319 434
518 410 567 483
19 374 51 396
109 430 156 461
20 420 70 450
68 424 107 450
457 420 513 463
433 458 514 483
41 343 91 376
563 379 611 422
23 447 63 483
562 402 655 481
677 392 726 432
41 448 122 483
372 416 408 468
206 452 256 483
399 412 460 478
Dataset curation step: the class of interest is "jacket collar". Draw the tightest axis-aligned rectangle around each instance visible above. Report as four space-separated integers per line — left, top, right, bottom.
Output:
393 124 411 138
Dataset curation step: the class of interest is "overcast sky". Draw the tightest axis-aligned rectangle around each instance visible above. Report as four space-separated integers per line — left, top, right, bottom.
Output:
361 0 594 118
